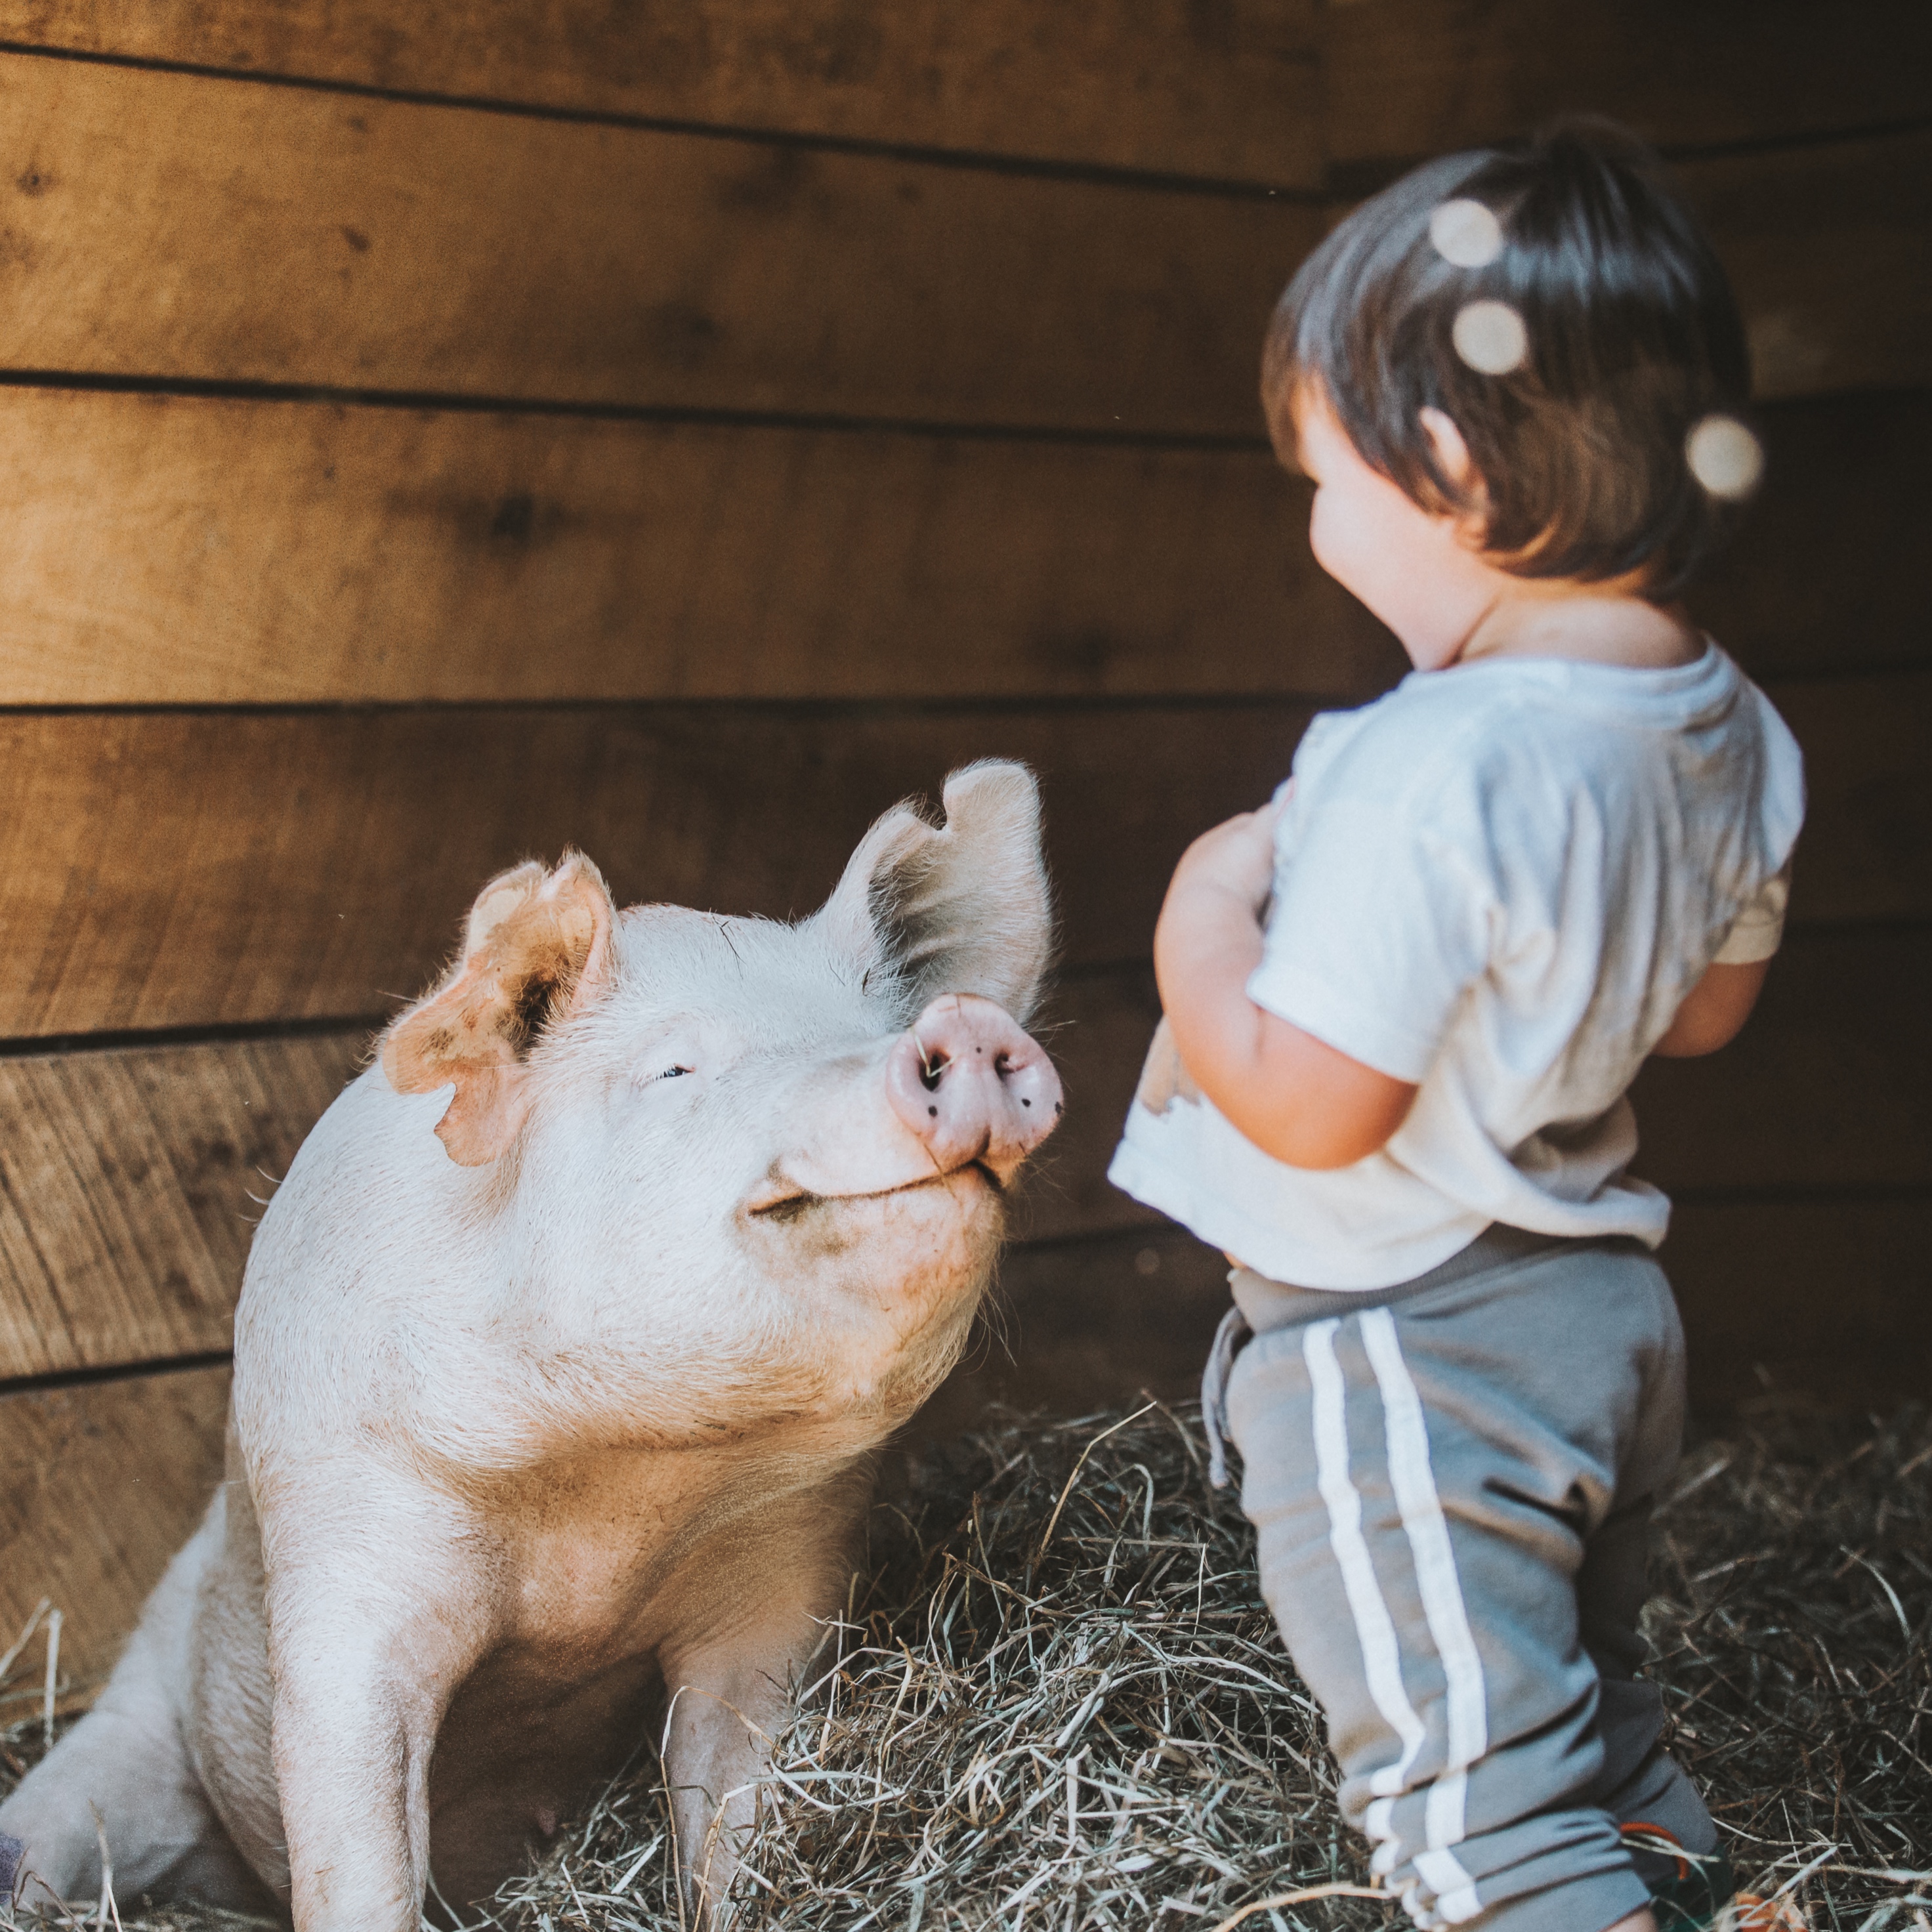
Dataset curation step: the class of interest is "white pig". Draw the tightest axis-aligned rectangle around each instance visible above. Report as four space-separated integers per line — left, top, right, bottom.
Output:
0 761 1062 1928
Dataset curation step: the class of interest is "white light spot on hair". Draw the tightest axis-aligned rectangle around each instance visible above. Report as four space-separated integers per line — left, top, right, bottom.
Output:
1452 300 1528 375
1685 414 1764 499
1429 198 1504 268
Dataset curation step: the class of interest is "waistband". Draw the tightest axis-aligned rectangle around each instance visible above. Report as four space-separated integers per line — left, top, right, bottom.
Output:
1200 1223 1643 1490
1229 1221 1582 1332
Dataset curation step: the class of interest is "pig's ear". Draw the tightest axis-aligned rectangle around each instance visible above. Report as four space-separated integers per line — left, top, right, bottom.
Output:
381 852 615 1166
816 760 1053 1026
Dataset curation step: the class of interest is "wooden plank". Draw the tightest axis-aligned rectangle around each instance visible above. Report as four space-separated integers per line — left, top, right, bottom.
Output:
0 994 1152 1384
1780 672 1932 928
5 2 1925 188
0 387 1399 707
915 1228 1232 1442
0 54 1315 438
0 385 1914 707
1683 134 1932 402
0 1365 229 1692
0 703 1318 1038
927 1190 1932 1435
1322 1 1932 178
1663 1196 1932 1413
1020 927 1932 1248
0 1 1330 188
1689 391 1932 682
0 673 1919 1039
3 928 1914 1380
0 1033 364 1381
0 59 1922 429
1632 929 1932 1199
1011 971 1166 1247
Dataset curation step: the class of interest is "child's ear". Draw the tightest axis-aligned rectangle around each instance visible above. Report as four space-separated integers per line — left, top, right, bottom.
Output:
1420 406 1490 548
1419 406 1475 489
1264 374 1316 475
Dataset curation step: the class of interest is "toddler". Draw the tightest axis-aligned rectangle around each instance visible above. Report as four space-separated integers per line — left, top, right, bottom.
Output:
1109 123 1803 1932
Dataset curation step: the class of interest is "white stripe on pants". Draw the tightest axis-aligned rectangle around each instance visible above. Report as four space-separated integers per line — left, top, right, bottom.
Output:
1305 1312 1488 1927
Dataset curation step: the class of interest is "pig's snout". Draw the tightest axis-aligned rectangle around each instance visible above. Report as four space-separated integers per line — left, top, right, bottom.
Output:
886 995 1062 1185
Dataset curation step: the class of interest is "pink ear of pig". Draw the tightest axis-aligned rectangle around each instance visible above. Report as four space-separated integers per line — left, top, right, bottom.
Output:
381 852 615 1165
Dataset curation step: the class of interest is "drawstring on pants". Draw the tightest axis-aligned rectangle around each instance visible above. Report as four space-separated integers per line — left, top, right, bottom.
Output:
1200 1303 1253 1490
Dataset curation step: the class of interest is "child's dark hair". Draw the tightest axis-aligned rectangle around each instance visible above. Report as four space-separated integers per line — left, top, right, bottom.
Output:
1263 120 1754 599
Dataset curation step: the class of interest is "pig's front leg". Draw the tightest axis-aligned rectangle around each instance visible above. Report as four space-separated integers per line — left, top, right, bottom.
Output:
261 1501 493 1931
660 1610 837 1925
658 1492 865 1925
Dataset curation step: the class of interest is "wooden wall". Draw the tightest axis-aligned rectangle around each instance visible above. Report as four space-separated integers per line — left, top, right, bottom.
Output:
2 3 1928 1690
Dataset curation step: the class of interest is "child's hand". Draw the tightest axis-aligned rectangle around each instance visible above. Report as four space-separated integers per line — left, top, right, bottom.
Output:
1154 782 1418 1171
1168 802 1284 916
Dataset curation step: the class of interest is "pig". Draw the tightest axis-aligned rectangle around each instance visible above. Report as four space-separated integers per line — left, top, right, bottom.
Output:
0 761 1061 1929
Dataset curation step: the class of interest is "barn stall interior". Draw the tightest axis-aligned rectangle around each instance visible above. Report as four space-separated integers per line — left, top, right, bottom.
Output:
0 0 1927 1919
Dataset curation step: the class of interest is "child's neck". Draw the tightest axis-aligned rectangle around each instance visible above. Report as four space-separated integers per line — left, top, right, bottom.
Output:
1451 578 1703 673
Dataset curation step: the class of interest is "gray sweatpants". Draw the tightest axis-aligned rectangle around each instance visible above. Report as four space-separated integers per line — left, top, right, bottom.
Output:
1206 1225 1714 1932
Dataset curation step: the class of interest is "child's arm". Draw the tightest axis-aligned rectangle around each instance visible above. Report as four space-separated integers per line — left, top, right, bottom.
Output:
1649 958 1770 1057
1153 810 1419 1171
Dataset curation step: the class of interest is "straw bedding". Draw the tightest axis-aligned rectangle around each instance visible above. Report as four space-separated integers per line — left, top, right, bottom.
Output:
5 1400 1928 1931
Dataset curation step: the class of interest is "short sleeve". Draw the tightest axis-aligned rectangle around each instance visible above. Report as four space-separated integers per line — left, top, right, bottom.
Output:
1712 862 1791 964
1246 796 1492 1084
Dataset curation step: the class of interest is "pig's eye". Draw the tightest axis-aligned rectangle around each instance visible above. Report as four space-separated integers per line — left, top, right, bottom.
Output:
652 1065 693 1082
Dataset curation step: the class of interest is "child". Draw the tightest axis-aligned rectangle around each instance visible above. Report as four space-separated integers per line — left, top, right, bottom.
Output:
1108 123 1803 1932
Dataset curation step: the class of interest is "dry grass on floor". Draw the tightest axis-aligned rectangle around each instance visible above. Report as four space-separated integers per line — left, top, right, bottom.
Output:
5 1402 1929 1931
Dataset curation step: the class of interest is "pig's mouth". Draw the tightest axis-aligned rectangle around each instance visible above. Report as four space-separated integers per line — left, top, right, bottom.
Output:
743 1162 1001 1222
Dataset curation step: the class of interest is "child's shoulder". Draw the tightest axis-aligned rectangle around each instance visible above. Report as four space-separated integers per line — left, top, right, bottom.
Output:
1299 647 1788 839
1324 648 1766 783
1300 662 1570 803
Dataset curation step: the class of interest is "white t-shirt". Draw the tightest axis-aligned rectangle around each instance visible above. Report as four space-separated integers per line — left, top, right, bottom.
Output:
1108 644 1805 1290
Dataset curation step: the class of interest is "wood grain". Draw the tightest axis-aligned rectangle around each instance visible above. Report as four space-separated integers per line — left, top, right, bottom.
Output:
1322 1 1932 178
0 702 1321 1038
1663 1195 1932 1412
1631 929 1932 1199
1688 133 1932 403
0 674 1920 1039
1 927 1917 1380
0 394 1903 714
0 59 1922 432
1011 971 1165 1246
1023 925 1932 1248
0 387 1914 707
0 54 1314 438
928 1187 1932 1437
0 1033 364 1381
4 1 1924 185
1782 672 1932 929
0 387 1399 707
0 1365 229 1691
0 0 1329 187
1689 391 1932 682
915 1228 1234 1444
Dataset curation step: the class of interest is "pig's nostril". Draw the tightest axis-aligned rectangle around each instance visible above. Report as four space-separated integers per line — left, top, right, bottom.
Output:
912 1029 949 1091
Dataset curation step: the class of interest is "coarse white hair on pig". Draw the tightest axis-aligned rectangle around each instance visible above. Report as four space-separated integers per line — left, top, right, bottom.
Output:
0 760 1062 1931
